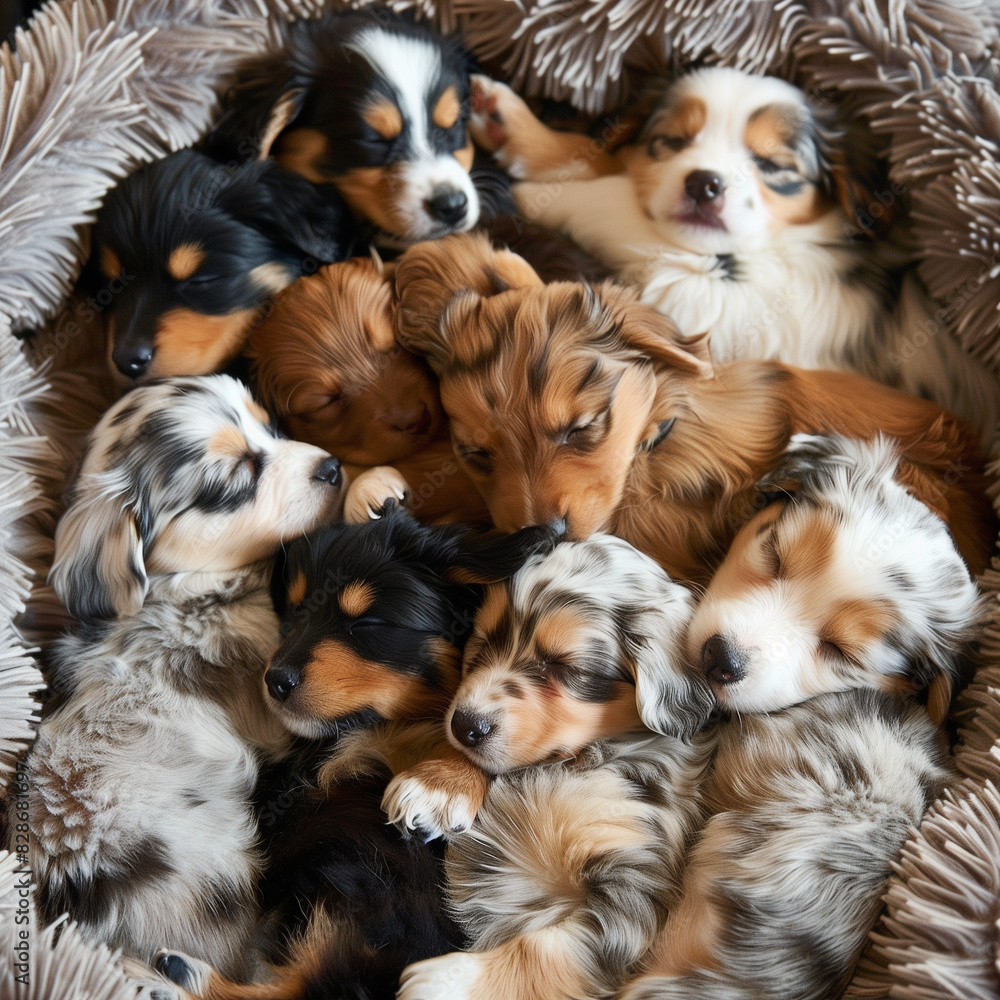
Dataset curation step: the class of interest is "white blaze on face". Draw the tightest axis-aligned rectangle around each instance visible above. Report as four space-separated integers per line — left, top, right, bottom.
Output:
349 28 479 242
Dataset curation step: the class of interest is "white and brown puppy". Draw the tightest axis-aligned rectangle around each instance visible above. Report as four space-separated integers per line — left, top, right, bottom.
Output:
687 433 984 718
386 535 716 1000
472 68 1000 443
22 376 347 978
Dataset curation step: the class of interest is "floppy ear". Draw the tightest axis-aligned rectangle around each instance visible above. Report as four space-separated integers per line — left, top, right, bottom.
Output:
395 231 543 368
757 433 857 500
216 162 355 269
810 101 895 241
49 472 148 621
604 286 713 377
444 523 564 585
620 591 715 738
202 50 306 162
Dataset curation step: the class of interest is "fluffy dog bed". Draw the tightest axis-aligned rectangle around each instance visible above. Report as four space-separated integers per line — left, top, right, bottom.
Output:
1 1 999 996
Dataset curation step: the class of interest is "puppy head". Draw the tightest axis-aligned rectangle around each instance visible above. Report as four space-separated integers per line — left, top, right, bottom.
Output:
90 150 352 383
219 12 479 246
396 233 711 538
446 534 711 775
630 67 835 255
686 433 984 715
264 508 562 738
49 375 345 621
249 256 443 464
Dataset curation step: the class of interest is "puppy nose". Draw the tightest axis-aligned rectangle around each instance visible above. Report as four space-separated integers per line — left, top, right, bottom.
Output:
702 634 745 686
312 456 342 486
450 709 494 748
392 403 431 436
114 343 154 379
426 188 468 225
685 170 725 205
265 665 302 702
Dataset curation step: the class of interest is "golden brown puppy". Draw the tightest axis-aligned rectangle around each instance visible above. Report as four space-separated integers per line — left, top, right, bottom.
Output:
249 256 489 525
395 232 997 582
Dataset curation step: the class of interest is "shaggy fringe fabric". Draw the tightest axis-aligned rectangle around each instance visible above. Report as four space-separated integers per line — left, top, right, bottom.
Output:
2 1 1000 996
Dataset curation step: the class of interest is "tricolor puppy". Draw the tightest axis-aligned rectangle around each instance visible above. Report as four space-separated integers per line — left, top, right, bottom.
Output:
89 149 354 382
394 232 997 584
389 534 715 1000
22 376 345 977
686 433 985 717
207 10 486 247
471 68 1000 442
154 504 560 1000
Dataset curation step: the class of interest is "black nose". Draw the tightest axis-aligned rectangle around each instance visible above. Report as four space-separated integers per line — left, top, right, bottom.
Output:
685 170 725 204
265 665 302 702
701 634 746 686
312 456 342 486
426 188 468 225
114 343 154 379
450 709 494 749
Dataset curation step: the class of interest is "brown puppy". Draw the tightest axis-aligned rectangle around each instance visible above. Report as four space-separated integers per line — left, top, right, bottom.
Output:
395 232 996 581
249 256 488 525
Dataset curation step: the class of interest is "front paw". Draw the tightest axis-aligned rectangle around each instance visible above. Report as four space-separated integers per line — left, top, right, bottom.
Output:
469 75 539 177
343 466 410 523
382 768 480 841
398 951 483 1000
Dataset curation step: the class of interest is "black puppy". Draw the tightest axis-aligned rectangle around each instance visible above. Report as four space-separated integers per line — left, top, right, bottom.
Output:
157 506 561 1000
206 10 493 248
88 149 354 381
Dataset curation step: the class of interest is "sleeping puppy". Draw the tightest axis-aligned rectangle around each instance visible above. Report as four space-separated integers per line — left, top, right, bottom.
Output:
247 254 488 525
89 149 354 382
21 376 346 977
205 10 489 248
386 534 715 1000
154 504 561 1000
620 441 971 998
394 232 997 583
686 433 985 718
470 68 1000 443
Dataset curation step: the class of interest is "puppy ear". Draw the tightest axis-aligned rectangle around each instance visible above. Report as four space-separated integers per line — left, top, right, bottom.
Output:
216 162 354 269
622 599 716 739
606 287 713 377
809 102 894 241
444 523 565 585
757 433 857 499
49 472 148 621
395 231 542 368
202 51 306 162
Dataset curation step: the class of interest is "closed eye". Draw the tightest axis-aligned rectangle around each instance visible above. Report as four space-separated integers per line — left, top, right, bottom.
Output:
456 442 494 474
648 135 689 158
238 452 262 479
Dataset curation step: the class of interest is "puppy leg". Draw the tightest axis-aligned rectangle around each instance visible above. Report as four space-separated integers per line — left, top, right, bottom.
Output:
343 466 410 523
382 742 490 840
470 75 618 181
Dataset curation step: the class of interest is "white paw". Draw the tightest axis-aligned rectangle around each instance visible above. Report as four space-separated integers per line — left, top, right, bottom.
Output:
381 772 478 841
398 951 483 1000
343 466 410 524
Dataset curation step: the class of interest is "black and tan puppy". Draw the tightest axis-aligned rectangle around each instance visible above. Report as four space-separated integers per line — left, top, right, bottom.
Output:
88 149 354 382
205 10 491 248
156 504 560 1000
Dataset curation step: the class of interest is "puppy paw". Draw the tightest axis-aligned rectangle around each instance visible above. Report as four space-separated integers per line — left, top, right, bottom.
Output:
153 950 211 995
343 466 410 523
469 75 538 176
398 951 483 1000
382 767 480 841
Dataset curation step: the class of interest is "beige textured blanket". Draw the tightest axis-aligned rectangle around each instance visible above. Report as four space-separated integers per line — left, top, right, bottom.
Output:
0 2 998 996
